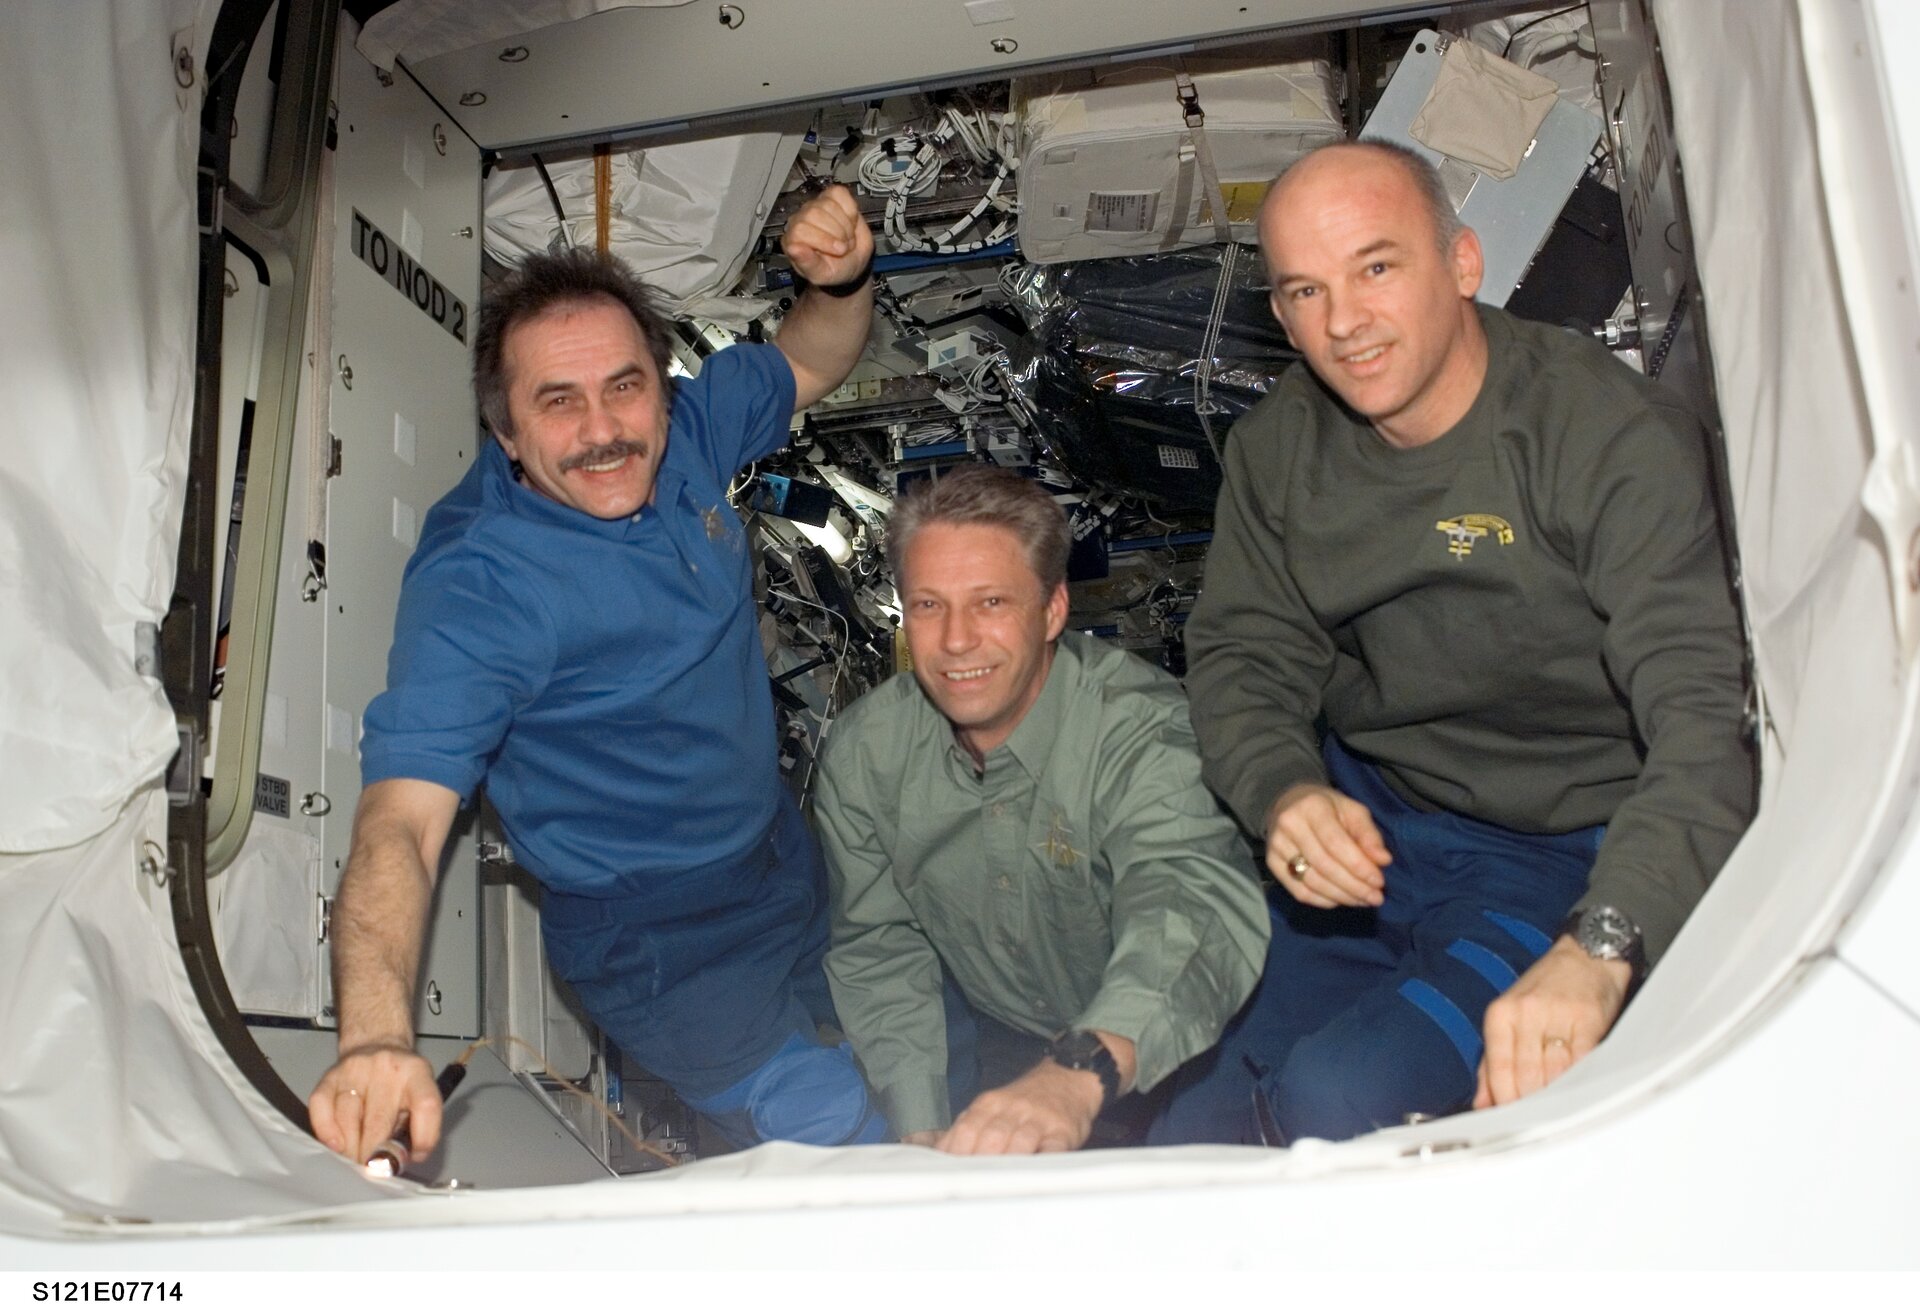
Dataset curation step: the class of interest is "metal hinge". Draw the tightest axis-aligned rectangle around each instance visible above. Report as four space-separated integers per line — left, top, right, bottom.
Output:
317 894 334 944
326 434 343 478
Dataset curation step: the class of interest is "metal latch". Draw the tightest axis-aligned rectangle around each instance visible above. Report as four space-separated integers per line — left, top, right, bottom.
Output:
166 723 200 808
134 622 162 679
1173 71 1205 128
196 164 223 237
317 894 334 943
301 540 328 603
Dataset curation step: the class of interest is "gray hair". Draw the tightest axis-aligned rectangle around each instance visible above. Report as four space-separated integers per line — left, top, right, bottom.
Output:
472 247 676 439
1280 139 1465 254
887 463 1071 593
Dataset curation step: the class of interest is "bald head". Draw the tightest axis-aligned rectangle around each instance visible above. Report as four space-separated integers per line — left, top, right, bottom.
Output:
1262 141 1463 257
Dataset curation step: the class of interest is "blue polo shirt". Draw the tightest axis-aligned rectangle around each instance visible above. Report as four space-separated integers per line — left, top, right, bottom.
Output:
361 343 797 896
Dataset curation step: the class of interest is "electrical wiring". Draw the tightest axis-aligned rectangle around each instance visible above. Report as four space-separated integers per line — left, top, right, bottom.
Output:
963 352 1009 407
857 130 942 197
1193 241 1241 466
450 1035 682 1171
867 107 1022 256
727 461 759 508
997 258 1028 300
529 153 570 246
767 585 855 800
767 585 853 719
1134 497 1197 574
1500 3 1587 59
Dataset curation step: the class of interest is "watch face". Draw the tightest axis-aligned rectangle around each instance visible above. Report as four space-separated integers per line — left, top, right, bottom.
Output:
1578 908 1638 960
1050 1030 1106 1069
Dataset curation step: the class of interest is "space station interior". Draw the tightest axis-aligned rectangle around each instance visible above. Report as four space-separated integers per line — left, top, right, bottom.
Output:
13 0 1920 1250
169 0 1732 1187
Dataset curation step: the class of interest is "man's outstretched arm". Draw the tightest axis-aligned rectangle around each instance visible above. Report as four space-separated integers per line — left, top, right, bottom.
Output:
1475 402 1753 1108
775 184 875 409
308 777 460 1164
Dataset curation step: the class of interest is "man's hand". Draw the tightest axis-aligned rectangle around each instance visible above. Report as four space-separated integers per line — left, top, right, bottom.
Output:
309 1042 442 1166
1265 781 1390 908
781 183 873 288
1474 935 1632 1108
937 1059 1105 1155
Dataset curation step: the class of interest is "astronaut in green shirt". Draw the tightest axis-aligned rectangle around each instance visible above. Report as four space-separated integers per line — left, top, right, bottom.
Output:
816 465 1269 1152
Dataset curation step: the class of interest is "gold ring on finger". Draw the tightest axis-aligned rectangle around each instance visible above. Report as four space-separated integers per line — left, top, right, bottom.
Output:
1286 853 1310 880
1544 1037 1569 1050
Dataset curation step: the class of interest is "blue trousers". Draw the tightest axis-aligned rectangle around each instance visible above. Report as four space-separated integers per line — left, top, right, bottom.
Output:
1151 735 1602 1145
540 791 884 1147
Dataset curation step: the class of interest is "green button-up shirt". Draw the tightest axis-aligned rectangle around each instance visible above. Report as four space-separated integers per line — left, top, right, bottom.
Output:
816 631 1270 1137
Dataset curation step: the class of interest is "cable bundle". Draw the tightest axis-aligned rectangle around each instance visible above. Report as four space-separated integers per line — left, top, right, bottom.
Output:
863 106 1022 256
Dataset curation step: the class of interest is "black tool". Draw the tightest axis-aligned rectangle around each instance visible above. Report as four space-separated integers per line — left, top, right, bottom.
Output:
365 1060 469 1178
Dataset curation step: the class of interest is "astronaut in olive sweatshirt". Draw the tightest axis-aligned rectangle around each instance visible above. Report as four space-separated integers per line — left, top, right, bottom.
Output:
1160 140 1754 1144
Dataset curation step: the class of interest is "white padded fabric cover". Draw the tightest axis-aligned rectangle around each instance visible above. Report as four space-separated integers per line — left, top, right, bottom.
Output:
0 0 201 851
484 123 808 325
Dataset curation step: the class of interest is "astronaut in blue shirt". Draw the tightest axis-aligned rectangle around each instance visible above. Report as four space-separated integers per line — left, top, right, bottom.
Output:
309 186 884 1164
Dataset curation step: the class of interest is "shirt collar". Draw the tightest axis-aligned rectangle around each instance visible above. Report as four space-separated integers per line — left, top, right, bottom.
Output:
920 634 1077 785
999 633 1079 781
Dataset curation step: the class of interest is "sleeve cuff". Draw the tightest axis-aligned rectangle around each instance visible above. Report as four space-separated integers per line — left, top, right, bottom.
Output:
873 1072 951 1138
1072 990 1169 1093
358 749 481 804
1571 877 1691 967
1227 756 1326 840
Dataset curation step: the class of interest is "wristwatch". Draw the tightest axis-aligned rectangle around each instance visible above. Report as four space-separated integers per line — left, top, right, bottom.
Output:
1561 905 1649 992
1046 1029 1120 1111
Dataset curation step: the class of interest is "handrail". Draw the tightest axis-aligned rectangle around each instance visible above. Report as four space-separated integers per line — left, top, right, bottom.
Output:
163 0 342 1137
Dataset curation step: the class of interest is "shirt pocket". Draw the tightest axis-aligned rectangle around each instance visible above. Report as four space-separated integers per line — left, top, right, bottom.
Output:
1023 808 1113 962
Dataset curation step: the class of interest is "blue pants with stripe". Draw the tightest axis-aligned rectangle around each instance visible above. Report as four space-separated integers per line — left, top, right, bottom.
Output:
1150 734 1602 1145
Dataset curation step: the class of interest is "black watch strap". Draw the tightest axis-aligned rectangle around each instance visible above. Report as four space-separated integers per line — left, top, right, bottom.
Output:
801 256 873 298
1046 1029 1120 1110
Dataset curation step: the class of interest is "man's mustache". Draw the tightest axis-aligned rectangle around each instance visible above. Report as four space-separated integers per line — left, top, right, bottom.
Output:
559 440 649 472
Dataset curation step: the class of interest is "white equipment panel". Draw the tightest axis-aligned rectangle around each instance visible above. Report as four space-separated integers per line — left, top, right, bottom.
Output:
1363 29 1602 307
311 27 485 1035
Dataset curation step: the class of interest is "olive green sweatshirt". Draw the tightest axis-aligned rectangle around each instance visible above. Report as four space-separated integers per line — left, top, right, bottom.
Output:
1187 306 1755 962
